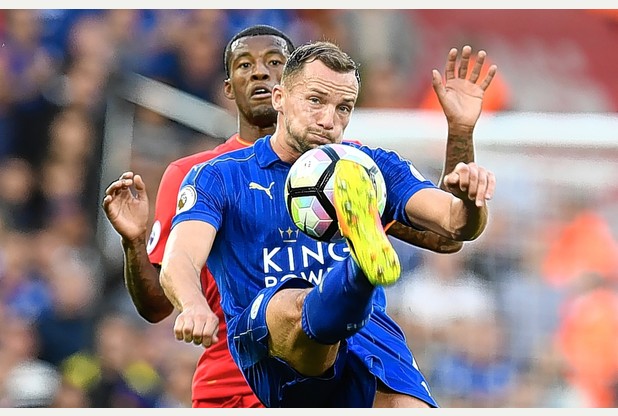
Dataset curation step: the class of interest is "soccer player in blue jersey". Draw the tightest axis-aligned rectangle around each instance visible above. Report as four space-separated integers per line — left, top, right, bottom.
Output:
159 41 496 407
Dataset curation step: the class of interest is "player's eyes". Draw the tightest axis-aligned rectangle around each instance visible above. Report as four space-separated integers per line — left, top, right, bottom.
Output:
338 105 352 114
238 62 251 69
269 59 283 66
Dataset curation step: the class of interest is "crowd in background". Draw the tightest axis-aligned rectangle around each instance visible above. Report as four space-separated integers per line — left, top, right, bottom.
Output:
1 9 618 408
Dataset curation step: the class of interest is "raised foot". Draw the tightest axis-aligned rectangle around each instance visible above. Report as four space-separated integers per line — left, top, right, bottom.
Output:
333 159 400 286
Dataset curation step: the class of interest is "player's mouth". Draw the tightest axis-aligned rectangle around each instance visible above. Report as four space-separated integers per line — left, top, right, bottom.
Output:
250 86 272 100
309 132 333 144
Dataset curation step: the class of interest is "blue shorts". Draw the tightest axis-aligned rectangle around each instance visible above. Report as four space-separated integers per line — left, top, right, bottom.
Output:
228 278 438 408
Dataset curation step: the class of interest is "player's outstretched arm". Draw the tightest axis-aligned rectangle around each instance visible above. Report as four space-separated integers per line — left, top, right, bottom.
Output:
406 162 495 242
386 120 473 252
387 45 497 252
386 222 463 253
435 44 496 184
160 220 219 348
386 118 473 253
102 171 173 323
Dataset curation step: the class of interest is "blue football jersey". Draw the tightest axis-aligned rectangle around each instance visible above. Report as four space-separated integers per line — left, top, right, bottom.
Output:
171 136 437 325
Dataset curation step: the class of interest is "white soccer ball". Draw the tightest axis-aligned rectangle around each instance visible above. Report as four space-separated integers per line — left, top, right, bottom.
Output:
284 143 387 242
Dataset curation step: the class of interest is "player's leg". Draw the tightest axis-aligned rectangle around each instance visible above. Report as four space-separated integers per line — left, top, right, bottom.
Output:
232 279 374 406
265 287 340 376
267 159 402 372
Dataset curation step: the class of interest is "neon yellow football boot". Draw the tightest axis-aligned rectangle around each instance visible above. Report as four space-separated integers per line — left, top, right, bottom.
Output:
333 159 400 286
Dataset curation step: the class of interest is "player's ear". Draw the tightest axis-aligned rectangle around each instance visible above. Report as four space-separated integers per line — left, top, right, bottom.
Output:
223 78 235 100
272 85 284 112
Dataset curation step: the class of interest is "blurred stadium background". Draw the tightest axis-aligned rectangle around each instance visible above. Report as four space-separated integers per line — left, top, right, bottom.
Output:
1 8 618 408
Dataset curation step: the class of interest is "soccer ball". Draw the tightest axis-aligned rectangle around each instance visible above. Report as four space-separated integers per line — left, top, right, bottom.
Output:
284 143 387 243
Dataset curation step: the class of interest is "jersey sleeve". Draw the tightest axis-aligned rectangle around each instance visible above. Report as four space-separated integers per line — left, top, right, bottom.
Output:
147 163 187 265
367 146 438 228
171 162 226 232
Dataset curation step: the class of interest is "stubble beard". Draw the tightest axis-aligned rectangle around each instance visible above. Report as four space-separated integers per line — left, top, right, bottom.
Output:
284 118 315 155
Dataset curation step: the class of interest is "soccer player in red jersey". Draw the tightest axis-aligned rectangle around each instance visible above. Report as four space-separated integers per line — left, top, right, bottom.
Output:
102 24 495 407
104 25 295 408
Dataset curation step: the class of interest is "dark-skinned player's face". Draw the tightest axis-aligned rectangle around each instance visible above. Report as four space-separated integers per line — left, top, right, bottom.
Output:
225 35 289 129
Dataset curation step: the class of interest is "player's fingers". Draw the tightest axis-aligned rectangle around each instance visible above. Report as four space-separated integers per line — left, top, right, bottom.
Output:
473 167 488 207
174 314 195 343
443 172 459 188
444 161 468 187
201 316 219 347
186 314 219 348
116 172 135 191
444 47 457 80
192 319 208 347
485 171 496 201
133 174 148 199
479 65 498 91
459 170 470 193
101 194 112 210
121 178 134 188
209 319 220 345
458 45 472 79
431 69 445 101
104 180 122 196
183 322 196 343
450 162 471 194
173 317 184 341
173 322 184 342
468 50 486 84
467 164 479 202
209 326 219 346
105 176 135 195
119 171 134 180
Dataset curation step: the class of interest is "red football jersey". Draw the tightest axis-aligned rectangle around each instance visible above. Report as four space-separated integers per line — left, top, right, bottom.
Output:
147 134 259 402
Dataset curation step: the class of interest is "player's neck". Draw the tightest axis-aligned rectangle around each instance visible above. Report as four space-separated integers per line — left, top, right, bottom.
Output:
270 130 300 164
238 122 276 143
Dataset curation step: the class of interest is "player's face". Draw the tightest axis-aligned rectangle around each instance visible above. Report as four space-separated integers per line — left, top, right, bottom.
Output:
278 60 358 155
225 35 289 128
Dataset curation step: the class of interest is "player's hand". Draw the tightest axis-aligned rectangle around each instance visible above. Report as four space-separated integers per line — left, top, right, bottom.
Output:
432 45 497 130
173 304 219 348
443 162 495 207
102 171 149 242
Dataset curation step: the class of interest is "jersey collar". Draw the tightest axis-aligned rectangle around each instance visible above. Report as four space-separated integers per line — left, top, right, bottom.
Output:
254 136 362 168
254 135 282 168
232 133 254 147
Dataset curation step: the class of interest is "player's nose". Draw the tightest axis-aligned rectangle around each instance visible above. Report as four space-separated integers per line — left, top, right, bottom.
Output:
316 106 336 130
251 60 270 80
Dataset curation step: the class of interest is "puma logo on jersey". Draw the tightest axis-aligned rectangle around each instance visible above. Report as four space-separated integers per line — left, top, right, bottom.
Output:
249 181 275 199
